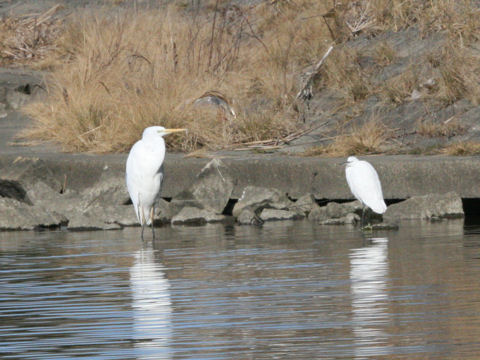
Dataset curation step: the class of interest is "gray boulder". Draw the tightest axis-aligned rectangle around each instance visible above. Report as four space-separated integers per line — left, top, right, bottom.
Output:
0 179 31 204
320 215 358 225
308 204 328 222
67 211 123 231
232 186 293 218
154 198 174 223
237 209 263 225
326 201 363 218
260 208 303 221
308 201 362 223
168 190 204 215
289 194 317 215
0 197 66 230
67 203 136 230
384 192 464 221
1 157 61 191
169 159 234 218
171 206 226 225
82 177 130 207
325 202 348 218
191 158 234 213
25 181 65 209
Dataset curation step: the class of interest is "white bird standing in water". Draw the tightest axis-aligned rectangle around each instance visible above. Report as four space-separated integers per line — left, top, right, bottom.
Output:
345 156 387 226
126 126 186 240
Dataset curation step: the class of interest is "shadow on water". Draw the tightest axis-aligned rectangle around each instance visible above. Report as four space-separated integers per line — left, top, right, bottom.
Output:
1 219 480 359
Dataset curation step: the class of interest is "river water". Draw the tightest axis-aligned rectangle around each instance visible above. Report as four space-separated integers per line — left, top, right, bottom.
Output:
1 220 480 359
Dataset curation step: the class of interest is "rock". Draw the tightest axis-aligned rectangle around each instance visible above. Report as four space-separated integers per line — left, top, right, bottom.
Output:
6 88 31 110
325 202 348 218
289 193 317 215
171 206 225 225
67 211 123 231
24 181 63 208
345 212 360 224
370 222 399 230
342 200 363 213
383 192 464 221
308 201 362 223
170 159 233 217
1 157 62 191
169 190 204 215
154 198 174 224
260 208 303 221
232 186 293 218
0 179 31 204
191 158 234 213
67 203 135 230
325 201 364 218
321 218 350 225
318 213 359 225
308 204 328 222
237 209 263 225
81 173 130 207
0 197 66 230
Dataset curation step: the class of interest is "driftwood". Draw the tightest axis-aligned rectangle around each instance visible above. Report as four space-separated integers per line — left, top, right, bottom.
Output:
296 45 334 102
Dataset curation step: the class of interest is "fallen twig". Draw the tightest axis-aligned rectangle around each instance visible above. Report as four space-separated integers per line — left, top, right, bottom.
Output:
230 120 330 150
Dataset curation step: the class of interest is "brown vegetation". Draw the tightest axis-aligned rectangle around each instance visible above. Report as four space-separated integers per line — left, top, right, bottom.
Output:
19 1 334 152
301 119 392 157
0 0 478 154
441 142 480 156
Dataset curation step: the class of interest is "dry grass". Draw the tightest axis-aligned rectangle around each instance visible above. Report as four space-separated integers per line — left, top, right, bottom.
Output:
441 142 480 156
417 118 465 138
22 1 334 152
320 47 371 104
380 65 419 104
374 41 396 66
302 119 391 157
432 45 480 105
7 0 480 154
0 5 64 66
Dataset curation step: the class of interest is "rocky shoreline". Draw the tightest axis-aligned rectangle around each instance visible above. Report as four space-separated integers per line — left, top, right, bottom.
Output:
0 60 475 232
0 156 465 231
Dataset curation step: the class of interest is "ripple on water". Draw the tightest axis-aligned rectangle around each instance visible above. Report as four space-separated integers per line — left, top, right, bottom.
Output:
1 220 480 359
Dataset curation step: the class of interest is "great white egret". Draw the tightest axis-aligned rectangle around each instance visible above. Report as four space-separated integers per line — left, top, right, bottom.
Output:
126 126 186 240
345 156 387 226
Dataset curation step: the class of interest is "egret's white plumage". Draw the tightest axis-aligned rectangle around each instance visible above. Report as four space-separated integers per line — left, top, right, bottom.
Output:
345 156 387 214
126 126 186 239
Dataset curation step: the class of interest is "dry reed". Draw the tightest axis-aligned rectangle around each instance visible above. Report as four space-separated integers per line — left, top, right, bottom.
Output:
8 0 479 154
22 2 333 152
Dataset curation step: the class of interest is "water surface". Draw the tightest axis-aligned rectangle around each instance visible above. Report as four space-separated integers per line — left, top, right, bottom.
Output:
1 220 480 359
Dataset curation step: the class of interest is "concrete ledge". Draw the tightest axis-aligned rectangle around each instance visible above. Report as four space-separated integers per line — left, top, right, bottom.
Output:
1 152 479 200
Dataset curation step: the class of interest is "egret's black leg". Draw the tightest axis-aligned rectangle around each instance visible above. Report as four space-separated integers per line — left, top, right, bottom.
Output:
140 206 146 241
361 206 365 228
150 207 155 240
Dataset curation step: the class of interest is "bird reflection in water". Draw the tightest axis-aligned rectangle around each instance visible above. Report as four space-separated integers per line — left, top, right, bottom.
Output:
350 237 391 358
130 245 172 360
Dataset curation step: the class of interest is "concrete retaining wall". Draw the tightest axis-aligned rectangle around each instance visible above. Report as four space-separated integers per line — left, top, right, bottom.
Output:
1 153 479 200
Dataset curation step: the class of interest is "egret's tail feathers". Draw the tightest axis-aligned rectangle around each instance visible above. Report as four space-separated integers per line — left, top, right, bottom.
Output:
371 201 387 214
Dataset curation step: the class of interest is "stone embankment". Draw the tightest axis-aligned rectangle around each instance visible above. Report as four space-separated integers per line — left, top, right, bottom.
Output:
0 156 465 231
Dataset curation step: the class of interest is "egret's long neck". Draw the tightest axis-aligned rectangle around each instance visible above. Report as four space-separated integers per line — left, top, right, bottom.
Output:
143 135 166 155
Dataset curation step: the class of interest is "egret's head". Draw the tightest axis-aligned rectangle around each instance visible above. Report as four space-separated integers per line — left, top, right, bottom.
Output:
341 156 359 167
142 126 187 140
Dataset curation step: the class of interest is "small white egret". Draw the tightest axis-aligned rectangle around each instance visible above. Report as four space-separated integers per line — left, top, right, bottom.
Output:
126 126 186 240
345 156 387 226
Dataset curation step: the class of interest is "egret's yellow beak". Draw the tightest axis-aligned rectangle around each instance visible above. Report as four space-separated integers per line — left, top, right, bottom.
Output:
162 128 187 135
